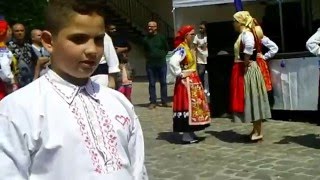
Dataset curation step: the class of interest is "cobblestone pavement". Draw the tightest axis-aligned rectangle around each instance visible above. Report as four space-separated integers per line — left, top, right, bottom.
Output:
132 81 320 180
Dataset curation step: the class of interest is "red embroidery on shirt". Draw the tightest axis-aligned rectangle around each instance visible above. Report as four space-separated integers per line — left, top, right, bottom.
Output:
97 105 123 171
47 73 123 174
87 96 123 171
71 102 106 174
115 115 130 128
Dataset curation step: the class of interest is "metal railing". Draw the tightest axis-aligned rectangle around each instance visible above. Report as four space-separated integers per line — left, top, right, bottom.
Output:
107 0 174 38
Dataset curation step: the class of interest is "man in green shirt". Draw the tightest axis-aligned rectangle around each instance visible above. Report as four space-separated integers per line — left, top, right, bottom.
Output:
143 21 170 109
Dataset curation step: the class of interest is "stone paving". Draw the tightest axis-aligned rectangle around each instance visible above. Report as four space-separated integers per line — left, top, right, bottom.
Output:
132 81 320 180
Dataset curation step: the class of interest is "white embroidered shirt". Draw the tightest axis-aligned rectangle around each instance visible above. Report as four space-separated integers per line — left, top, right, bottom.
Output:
0 70 147 180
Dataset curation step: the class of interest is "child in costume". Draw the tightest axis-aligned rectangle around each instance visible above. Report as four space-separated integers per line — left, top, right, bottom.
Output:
0 1 148 179
0 17 18 99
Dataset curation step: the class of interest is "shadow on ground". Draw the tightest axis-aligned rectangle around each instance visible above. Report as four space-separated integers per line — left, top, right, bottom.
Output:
275 134 320 149
156 132 207 145
133 96 173 108
205 130 257 144
156 132 183 144
134 103 150 108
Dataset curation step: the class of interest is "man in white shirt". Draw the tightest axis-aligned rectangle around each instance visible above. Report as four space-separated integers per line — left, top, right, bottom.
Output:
306 28 320 56
193 21 208 85
91 32 120 89
31 29 50 58
306 28 320 113
0 1 147 179
30 29 51 79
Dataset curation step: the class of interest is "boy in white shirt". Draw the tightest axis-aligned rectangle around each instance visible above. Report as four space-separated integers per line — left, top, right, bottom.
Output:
0 1 147 180
193 21 208 85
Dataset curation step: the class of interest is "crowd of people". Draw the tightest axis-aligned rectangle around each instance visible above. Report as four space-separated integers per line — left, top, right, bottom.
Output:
0 0 319 179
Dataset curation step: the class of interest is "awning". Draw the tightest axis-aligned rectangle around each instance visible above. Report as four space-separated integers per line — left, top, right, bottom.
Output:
172 0 255 8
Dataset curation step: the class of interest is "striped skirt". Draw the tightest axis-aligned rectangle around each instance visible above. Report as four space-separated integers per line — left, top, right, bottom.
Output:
233 62 271 123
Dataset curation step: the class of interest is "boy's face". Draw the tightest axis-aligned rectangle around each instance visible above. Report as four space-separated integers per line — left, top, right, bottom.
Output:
199 24 206 34
43 13 105 79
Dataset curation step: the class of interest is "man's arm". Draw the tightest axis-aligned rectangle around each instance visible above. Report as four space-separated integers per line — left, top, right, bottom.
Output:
115 37 131 54
115 47 129 54
29 45 39 67
104 34 120 89
261 36 279 60
162 35 169 53
193 34 198 47
306 28 320 56
33 57 50 80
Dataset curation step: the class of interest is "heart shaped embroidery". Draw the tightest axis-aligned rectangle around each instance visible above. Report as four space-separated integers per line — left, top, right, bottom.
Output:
115 115 130 128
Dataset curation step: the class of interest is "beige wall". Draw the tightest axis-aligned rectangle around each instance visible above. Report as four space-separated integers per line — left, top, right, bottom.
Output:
142 0 174 27
311 0 320 20
128 41 147 77
140 0 320 30
133 0 320 76
133 1 268 76
141 0 268 31
174 3 267 31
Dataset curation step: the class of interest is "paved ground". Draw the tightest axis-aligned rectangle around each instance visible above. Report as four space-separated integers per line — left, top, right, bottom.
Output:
132 81 320 180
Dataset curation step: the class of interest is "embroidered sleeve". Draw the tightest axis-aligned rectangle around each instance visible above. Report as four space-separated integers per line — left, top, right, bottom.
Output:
0 50 14 83
261 36 279 60
306 28 320 56
128 109 148 180
169 47 186 77
241 31 255 55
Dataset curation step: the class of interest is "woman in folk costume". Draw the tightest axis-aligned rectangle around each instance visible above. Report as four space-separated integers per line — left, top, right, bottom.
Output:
0 18 18 99
169 25 211 144
230 11 272 141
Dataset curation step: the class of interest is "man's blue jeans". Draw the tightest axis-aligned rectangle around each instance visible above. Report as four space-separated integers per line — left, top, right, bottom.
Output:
146 64 168 104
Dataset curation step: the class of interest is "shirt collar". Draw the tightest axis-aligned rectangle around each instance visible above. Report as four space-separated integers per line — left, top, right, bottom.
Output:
44 69 99 104
32 44 41 52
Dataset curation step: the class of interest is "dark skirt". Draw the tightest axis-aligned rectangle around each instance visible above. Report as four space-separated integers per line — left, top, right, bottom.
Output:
173 72 211 132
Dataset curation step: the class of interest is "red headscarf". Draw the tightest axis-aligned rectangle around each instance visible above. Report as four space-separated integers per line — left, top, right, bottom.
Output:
0 18 8 42
174 25 194 48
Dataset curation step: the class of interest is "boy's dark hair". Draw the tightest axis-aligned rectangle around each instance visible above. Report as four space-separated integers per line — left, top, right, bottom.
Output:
45 0 106 36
